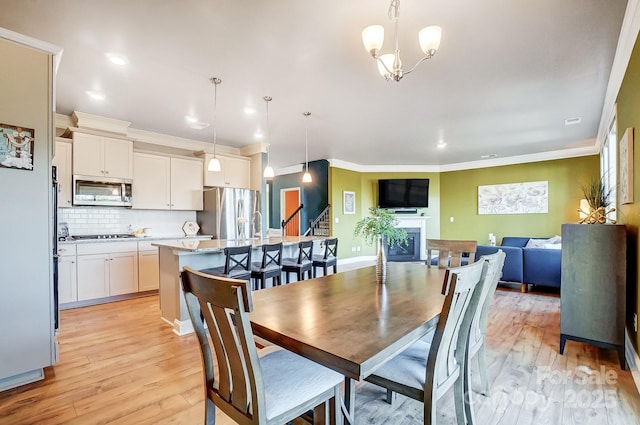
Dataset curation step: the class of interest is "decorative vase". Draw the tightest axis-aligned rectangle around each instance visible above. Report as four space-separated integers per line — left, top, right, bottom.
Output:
376 236 387 284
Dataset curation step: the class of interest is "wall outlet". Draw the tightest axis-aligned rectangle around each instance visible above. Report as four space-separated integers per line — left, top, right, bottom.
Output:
634 313 638 333
356 246 361 251
351 246 356 252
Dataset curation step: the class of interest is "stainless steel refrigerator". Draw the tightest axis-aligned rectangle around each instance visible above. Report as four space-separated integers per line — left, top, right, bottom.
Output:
0 32 60 391
197 187 261 240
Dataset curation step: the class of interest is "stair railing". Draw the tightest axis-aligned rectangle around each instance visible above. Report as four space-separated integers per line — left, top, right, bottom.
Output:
305 204 331 236
281 204 304 236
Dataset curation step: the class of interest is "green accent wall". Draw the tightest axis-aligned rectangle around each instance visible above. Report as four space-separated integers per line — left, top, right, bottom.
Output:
616 34 640 352
440 157 600 244
330 167 440 258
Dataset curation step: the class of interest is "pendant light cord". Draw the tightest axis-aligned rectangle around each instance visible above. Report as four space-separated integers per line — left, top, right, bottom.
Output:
211 77 221 157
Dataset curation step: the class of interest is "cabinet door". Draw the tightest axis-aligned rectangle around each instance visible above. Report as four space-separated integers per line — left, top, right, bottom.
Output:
104 137 133 179
58 255 77 304
170 157 203 210
224 156 251 189
138 250 159 291
53 141 73 207
133 153 171 209
109 252 138 295
73 133 104 177
77 254 109 300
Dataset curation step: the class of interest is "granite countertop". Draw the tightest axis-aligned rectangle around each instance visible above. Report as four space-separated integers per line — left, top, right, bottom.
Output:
60 235 213 244
152 235 326 253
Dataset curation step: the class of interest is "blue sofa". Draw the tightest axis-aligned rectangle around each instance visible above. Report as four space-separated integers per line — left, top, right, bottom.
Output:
475 236 561 292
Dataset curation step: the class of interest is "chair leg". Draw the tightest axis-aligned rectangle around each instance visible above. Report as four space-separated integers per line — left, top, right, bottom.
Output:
477 344 490 396
324 265 328 276
424 385 437 425
285 271 291 283
385 389 396 404
313 267 317 278
205 397 216 425
333 264 337 274
521 283 527 293
454 374 469 425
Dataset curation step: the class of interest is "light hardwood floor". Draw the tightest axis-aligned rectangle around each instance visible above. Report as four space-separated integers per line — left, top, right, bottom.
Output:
1 284 640 424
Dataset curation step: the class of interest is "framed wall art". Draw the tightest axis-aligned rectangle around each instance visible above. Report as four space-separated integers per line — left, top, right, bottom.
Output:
619 128 634 204
343 191 356 214
478 181 548 214
0 124 35 171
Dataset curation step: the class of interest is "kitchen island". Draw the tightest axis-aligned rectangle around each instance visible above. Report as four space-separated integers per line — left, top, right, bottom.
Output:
153 236 328 335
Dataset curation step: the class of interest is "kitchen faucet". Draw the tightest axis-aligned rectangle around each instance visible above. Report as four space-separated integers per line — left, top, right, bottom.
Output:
252 210 263 239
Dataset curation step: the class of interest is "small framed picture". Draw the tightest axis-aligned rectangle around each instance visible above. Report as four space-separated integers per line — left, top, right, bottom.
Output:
620 128 634 204
343 191 356 214
0 123 35 171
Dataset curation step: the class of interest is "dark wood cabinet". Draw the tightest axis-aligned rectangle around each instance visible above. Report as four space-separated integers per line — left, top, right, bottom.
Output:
560 223 626 369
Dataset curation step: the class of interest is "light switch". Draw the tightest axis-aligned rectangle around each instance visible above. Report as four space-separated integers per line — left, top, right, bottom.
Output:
335 217 339 223
450 216 454 222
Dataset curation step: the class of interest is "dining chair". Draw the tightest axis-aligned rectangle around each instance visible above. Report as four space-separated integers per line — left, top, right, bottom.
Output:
426 239 477 269
180 266 343 425
251 242 283 290
466 250 506 397
312 238 338 278
364 259 486 425
281 240 314 283
199 245 252 281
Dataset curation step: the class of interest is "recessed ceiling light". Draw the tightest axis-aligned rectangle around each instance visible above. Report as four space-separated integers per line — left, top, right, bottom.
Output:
480 153 498 159
188 121 210 130
437 141 447 149
565 117 582 126
85 90 105 100
106 53 128 65
244 106 256 115
254 130 264 139
185 115 198 123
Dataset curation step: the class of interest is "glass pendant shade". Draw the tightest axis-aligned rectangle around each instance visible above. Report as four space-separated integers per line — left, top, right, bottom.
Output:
264 165 274 178
208 156 221 172
302 171 312 183
418 26 442 54
377 53 395 78
362 25 385 54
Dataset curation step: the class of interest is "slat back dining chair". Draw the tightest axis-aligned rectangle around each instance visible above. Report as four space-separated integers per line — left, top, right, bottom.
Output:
281 240 314 283
364 259 486 425
312 238 338 278
426 239 477 269
180 266 343 425
251 242 283 290
199 245 253 281
467 250 506 395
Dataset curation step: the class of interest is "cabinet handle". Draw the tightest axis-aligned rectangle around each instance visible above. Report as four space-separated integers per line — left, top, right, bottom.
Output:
105 170 109 175
71 261 75 264
59 248 66 252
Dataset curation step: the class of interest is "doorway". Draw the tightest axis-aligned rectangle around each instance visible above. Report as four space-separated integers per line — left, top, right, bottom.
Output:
281 187 301 236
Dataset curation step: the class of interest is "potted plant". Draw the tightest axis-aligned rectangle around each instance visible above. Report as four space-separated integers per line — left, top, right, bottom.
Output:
580 177 616 224
354 207 408 283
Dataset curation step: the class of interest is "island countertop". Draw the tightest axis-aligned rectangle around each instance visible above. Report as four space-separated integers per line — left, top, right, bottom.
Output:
152 235 326 253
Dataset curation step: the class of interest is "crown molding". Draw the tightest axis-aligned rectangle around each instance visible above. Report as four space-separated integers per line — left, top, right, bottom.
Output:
71 111 131 135
595 0 640 150
327 144 598 174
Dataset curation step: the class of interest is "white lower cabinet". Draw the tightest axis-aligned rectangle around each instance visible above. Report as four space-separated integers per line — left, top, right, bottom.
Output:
57 245 77 304
76 242 138 301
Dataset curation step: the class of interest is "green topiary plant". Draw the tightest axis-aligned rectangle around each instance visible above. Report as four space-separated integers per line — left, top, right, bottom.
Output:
353 207 408 247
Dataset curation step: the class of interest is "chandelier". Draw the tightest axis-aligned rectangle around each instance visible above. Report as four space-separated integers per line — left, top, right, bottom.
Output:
362 0 442 82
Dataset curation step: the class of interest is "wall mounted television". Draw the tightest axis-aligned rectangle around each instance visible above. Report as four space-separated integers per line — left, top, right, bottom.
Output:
378 178 429 209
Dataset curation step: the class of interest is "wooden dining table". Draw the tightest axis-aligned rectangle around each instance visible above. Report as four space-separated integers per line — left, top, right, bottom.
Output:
249 261 447 424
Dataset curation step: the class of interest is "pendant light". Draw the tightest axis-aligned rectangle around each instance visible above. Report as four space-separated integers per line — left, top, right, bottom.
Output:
207 77 222 172
263 96 275 178
302 112 312 183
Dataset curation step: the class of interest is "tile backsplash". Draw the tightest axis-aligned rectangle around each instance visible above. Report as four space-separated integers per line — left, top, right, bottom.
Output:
59 208 197 237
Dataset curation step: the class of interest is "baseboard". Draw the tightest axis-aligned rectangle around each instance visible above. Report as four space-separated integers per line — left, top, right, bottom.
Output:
625 329 640 395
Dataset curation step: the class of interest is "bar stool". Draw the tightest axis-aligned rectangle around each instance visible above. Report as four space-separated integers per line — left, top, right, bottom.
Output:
281 240 313 283
199 245 252 281
251 242 283 290
312 238 338 278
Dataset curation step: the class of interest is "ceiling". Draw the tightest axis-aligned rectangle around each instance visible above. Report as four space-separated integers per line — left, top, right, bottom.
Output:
0 0 629 170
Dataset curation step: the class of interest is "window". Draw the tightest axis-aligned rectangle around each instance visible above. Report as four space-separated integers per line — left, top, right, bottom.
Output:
601 115 617 221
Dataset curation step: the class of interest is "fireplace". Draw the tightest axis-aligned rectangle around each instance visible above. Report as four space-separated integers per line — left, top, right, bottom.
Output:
387 227 421 262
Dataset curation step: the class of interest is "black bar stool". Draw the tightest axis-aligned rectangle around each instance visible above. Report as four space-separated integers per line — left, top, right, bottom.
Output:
312 238 338 277
281 240 313 283
251 242 283 290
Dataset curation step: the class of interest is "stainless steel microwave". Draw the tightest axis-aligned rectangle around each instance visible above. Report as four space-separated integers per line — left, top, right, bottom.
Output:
73 175 133 207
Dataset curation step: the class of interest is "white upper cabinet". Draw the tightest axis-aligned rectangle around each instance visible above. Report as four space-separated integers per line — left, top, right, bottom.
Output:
72 132 133 179
203 154 250 189
53 140 73 208
133 152 203 210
